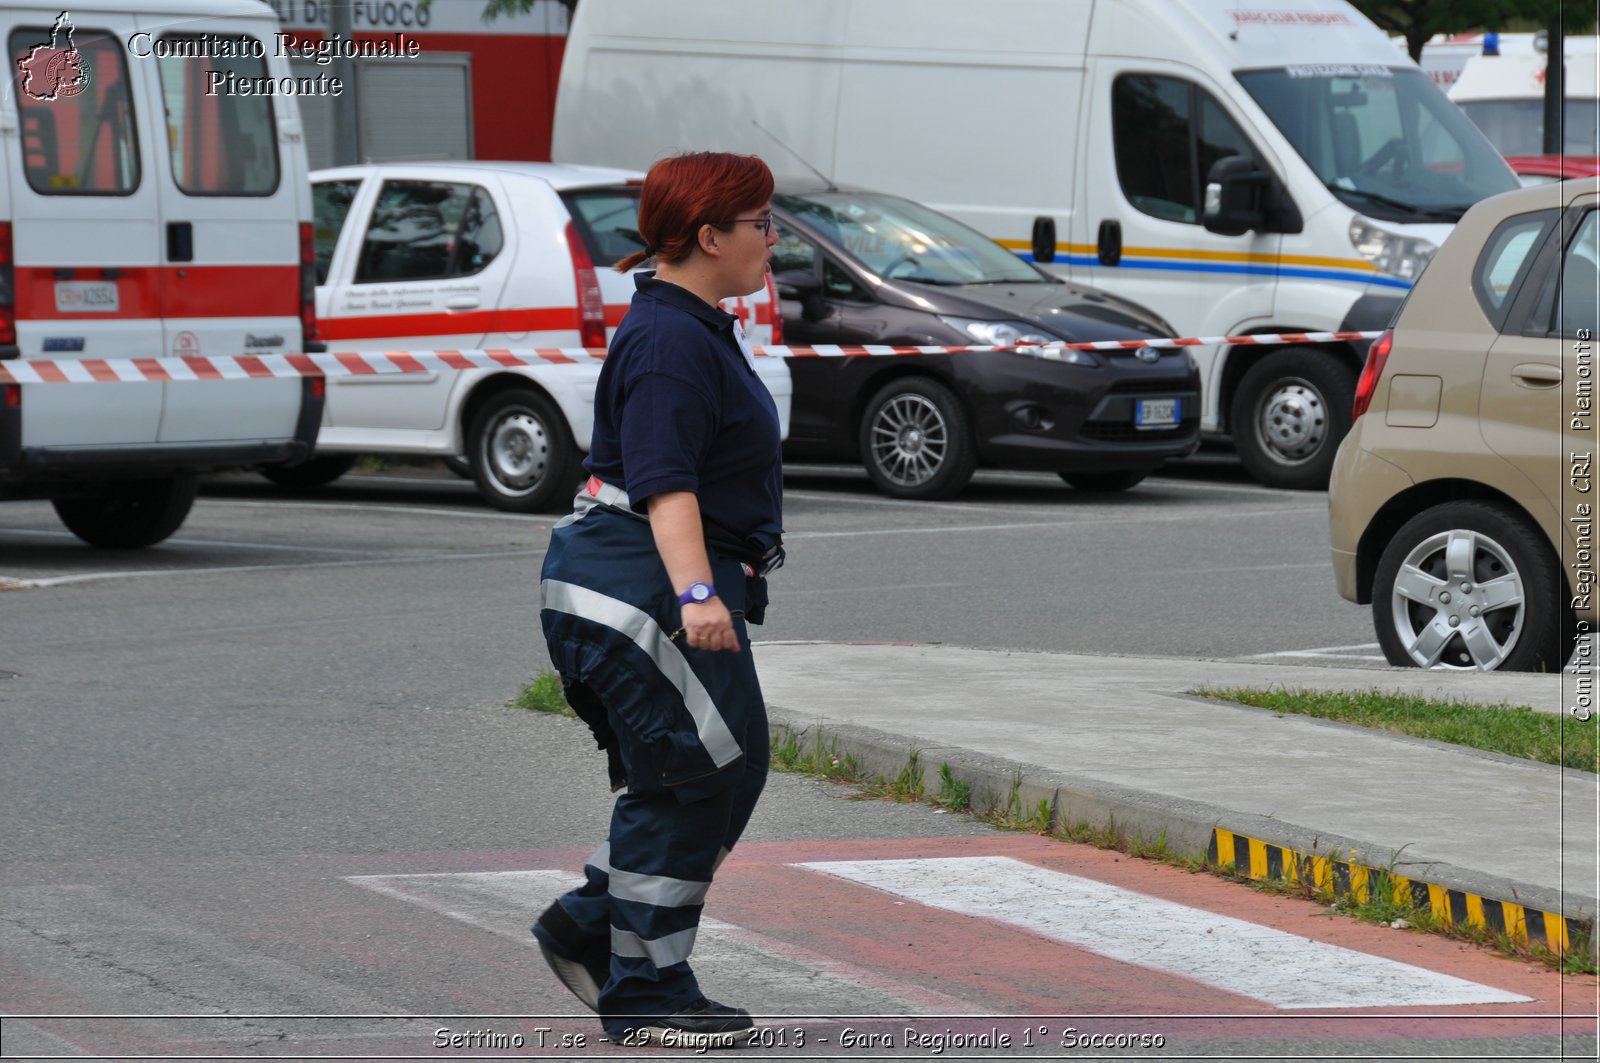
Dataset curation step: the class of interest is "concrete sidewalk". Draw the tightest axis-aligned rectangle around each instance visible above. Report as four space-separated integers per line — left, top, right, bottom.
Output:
756 642 1597 956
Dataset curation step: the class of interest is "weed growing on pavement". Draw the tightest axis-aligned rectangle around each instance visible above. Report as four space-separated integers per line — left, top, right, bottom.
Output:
510 669 574 716
770 728 861 783
935 762 972 812
1190 687 1598 773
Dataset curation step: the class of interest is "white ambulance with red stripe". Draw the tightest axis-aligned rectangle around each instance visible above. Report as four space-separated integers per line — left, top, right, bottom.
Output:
294 161 790 512
1 0 323 546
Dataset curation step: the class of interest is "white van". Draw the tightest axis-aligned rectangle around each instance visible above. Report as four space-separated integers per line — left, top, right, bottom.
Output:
1448 37 1600 159
296 161 791 513
552 0 1522 489
0 0 321 546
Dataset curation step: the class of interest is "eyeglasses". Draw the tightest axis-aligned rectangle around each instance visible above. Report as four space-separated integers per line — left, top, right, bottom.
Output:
726 214 775 237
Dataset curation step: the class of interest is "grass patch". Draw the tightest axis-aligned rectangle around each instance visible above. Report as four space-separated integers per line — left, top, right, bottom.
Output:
1192 687 1598 773
510 669 575 716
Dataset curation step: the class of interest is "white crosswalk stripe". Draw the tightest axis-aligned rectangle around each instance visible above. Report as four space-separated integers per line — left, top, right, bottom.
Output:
799 857 1531 1009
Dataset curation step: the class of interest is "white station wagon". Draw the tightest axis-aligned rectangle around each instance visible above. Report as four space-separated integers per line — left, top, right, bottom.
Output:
279 161 791 512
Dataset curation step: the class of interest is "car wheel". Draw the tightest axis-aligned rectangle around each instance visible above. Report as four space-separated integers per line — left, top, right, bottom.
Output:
1230 348 1354 490
858 376 976 500
52 474 198 548
468 388 578 513
1059 469 1150 493
442 455 473 479
258 455 358 489
1373 501 1567 672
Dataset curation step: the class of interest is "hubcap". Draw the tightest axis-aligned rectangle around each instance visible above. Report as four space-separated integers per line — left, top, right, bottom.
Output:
1389 528 1525 670
486 411 550 494
1256 379 1327 464
869 394 948 487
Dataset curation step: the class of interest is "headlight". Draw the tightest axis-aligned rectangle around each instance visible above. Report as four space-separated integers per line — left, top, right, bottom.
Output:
939 317 1100 366
1349 216 1437 281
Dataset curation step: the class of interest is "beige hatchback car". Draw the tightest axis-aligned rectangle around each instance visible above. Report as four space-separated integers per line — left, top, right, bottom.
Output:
1329 178 1599 672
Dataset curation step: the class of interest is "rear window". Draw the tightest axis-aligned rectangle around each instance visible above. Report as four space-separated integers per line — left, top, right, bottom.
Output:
9 26 140 195
562 189 646 267
156 36 280 196
1472 209 1556 328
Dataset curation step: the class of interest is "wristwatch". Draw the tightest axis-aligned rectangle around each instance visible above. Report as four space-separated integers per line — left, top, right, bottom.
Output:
677 581 717 606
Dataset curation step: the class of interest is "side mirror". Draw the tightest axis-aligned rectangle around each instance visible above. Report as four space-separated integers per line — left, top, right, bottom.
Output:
1201 156 1303 235
773 269 827 321
1202 156 1267 236
1031 216 1057 265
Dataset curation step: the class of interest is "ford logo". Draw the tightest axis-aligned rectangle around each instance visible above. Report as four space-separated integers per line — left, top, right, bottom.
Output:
1135 346 1161 363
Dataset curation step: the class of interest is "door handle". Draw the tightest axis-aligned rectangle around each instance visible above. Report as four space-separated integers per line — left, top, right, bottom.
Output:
166 222 193 263
1511 362 1561 386
1097 220 1121 266
444 296 480 311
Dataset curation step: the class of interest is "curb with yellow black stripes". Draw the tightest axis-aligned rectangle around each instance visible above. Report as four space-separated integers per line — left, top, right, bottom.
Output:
1209 827 1591 958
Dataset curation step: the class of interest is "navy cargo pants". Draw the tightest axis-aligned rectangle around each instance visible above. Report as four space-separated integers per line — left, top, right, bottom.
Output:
536 496 769 1034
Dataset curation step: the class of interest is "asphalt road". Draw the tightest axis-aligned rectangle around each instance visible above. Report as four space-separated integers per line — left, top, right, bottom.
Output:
1 460 1586 1061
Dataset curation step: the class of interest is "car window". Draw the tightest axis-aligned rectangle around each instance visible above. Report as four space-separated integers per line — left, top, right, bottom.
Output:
312 180 360 285
355 180 502 283
1557 210 1599 339
10 26 140 195
1473 210 1554 324
1113 74 1263 224
156 36 279 196
562 188 646 267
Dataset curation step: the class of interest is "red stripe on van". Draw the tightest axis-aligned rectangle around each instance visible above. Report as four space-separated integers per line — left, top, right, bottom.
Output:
12 265 296 319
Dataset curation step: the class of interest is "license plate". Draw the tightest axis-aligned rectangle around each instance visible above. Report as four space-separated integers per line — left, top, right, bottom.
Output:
1135 397 1180 428
55 281 119 313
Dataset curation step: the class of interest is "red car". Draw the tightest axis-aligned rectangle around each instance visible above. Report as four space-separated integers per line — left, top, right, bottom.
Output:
1503 154 1600 185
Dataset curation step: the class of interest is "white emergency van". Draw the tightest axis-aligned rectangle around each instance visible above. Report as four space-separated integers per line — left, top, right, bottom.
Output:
552 0 1521 489
1 0 322 546
1448 37 1600 158
296 161 790 513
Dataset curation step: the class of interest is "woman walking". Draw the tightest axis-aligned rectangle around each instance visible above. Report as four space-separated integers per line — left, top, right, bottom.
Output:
532 151 784 1050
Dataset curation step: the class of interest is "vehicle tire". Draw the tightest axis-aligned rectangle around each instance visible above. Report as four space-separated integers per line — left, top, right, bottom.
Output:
1059 469 1150 493
258 455 358 489
442 455 473 479
468 387 578 513
1372 501 1567 672
858 376 976 500
52 474 198 549
1230 348 1354 490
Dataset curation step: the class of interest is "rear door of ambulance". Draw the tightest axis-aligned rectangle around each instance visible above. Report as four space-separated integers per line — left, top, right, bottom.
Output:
4 7 165 448
135 7 305 445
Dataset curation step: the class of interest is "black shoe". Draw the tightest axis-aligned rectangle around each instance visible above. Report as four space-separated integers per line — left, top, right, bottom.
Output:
629 997 755 1050
532 901 609 1012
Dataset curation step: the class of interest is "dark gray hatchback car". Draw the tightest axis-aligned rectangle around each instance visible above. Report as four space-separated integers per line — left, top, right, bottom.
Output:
769 187 1201 498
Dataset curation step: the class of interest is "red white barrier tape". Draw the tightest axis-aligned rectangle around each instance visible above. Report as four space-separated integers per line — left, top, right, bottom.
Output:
0 331 1384 384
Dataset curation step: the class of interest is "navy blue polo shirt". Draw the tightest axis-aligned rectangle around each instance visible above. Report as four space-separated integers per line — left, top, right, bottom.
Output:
585 272 783 539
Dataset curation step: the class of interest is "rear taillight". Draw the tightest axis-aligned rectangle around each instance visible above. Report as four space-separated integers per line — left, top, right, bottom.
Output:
309 376 325 400
764 270 782 345
4 384 19 408
1352 328 1392 422
298 222 320 345
566 220 606 349
0 222 15 346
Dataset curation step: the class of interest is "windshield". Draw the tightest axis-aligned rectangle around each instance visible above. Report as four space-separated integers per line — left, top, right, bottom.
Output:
1457 98 1600 157
774 191 1043 285
1235 66 1517 223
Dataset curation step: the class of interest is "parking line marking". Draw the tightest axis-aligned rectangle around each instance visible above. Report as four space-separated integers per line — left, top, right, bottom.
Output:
788 506 1324 540
207 498 555 523
0 547 547 588
800 857 1531 1010
1254 643 1386 660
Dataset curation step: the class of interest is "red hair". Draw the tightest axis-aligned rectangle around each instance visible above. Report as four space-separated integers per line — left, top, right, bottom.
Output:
615 152 774 271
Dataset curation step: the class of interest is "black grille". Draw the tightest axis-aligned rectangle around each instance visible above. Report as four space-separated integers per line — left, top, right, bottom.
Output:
1081 420 1200 444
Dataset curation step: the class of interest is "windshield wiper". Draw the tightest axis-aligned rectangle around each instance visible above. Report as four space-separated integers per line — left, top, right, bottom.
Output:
1328 184 1462 221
